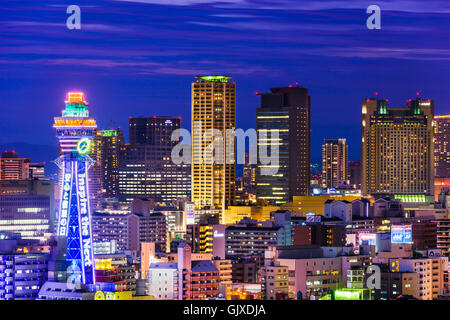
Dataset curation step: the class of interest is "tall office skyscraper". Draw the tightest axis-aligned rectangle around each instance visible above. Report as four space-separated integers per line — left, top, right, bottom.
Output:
129 116 178 146
89 128 125 206
322 139 348 188
361 97 434 197
434 115 450 178
256 86 310 204
53 92 96 285
191 76 235 210
118 116 190 203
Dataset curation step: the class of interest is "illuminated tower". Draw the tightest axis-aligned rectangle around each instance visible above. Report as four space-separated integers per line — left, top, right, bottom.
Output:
53 92 97 285
191 76 236 210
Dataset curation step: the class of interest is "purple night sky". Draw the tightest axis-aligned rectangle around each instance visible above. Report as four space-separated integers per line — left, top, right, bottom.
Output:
1 0 449 166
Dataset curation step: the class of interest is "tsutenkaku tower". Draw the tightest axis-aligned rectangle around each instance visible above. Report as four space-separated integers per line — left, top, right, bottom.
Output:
53 92 97 285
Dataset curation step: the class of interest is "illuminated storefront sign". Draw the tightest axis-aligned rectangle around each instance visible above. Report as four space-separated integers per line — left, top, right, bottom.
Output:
76 165 94 272
213 230 224 238
94 291 105 300
93 291 133 300
57 160 95 285
390 259 400 272
391 225 413 244
358 233 376 246
77 138 91 155
333 289 369 300
58 164 72 236
394 194 426 203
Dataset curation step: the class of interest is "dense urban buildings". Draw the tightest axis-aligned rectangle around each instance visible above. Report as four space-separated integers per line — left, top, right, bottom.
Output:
1 84 449 302
256 86 311 204
322 139 348 188
191 76 236 210
434 115 450 178
91 212 140 252
361 97 435 197
89 128 125 208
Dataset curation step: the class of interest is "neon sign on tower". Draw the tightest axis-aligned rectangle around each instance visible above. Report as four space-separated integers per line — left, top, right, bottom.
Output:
53 92 97 285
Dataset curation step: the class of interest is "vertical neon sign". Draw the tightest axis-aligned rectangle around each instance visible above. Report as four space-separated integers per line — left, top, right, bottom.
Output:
58 161 73 236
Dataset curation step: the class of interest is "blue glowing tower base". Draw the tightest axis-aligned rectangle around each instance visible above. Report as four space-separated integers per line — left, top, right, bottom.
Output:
55 155 96 285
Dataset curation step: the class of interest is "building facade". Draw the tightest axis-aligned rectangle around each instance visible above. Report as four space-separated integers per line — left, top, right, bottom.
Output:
361 97 434 196
0 151 30 181
256 86 311 204
259 264 289 300
91 212 140 252
0 253 49 300
322 139 348 188
191 76 236 210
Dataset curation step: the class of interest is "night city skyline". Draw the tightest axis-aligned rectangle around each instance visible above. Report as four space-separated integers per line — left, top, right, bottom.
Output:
1 0 450 305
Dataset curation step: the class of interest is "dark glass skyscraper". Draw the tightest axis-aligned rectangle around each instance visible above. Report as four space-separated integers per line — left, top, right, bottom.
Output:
129 116 180 146
322 138 348 188
256 86 311 204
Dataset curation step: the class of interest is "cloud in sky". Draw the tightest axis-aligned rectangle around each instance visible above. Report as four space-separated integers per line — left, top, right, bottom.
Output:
114 0 450 13
115 0 243 5
1 0 449 74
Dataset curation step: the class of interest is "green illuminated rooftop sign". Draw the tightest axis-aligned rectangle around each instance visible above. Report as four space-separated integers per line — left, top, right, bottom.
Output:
394 194 426 203
65 102 88 111
102 130 117 137
196 75 231 82
62 110 89 118
378 101 388 115
333 288 369 300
